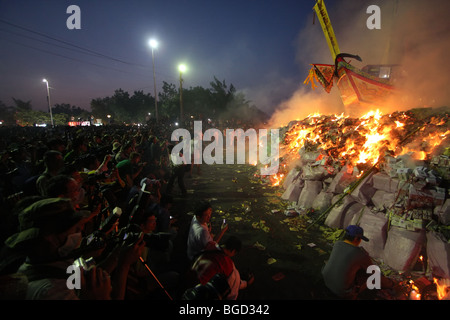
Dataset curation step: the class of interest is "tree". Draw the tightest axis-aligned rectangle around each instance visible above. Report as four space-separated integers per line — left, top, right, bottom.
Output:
0 100 16 125
15 109 50 126
91 97 111 120
209 77 235 114
129 90 155 123
158 81 179 120
183 86 213 119
12 98 32 111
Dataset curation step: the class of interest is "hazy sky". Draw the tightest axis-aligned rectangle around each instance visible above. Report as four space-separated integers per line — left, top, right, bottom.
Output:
1 0 449 123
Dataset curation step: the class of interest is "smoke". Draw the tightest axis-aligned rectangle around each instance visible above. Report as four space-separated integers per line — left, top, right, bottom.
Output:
269 0 450 128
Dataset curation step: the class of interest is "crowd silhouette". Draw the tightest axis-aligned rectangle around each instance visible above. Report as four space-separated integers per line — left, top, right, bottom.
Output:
0 118 254 300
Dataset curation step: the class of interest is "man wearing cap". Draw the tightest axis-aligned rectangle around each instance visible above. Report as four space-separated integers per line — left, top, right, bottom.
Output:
321 225 374 299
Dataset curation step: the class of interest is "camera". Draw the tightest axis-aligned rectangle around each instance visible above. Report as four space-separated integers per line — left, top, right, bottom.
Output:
73 256 96 272
182 274 231 300
117 223 143 246
70 230 108 258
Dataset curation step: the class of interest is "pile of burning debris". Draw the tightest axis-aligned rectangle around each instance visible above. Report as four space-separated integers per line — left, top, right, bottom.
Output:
270 107 450 299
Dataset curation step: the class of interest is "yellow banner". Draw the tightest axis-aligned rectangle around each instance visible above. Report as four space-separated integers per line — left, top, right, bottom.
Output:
313 0 340 60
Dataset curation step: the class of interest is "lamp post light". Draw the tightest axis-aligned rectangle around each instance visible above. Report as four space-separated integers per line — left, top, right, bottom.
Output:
178 64 186 123
42 79 54 128
149 39 159 122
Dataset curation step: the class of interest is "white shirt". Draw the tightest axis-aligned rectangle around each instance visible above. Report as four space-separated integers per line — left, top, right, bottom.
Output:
187 216 214 261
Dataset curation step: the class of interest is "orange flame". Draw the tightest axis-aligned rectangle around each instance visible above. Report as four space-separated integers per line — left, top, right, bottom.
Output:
409 280 421 300
268 110 449 187
283 110 448 169
434 278 450 300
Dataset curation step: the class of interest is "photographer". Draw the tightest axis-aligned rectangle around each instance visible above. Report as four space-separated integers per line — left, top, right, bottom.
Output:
116 152 146 190
3 197 144 300
126 208 179 299
190 236 254 300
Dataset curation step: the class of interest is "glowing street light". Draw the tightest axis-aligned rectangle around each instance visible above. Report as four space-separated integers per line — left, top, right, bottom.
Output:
148 38 159 122
42 79 54 127
178 64 187 122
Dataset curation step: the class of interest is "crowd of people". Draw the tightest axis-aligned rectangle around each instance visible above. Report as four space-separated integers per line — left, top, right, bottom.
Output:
0 119 254 300
0 117 398 301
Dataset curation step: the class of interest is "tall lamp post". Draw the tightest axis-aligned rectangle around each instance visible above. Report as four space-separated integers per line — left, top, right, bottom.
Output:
42 79 54 127
149 39 159 122
178 64 186 123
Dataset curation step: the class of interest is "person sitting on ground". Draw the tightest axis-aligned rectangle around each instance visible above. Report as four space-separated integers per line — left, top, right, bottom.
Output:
190 236 254 300
186 201 228 262
321 225 395 299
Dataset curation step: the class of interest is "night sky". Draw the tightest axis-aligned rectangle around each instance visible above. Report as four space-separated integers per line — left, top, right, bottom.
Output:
0 0 314 114
1 0 449 121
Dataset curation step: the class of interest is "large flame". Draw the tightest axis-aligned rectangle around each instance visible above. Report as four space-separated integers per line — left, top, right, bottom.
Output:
434 278 450 300
282 110 448 168
265 109 449 187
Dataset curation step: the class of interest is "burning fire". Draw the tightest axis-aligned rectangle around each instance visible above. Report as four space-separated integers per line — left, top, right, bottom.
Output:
280 109 448 172
434 278 450 300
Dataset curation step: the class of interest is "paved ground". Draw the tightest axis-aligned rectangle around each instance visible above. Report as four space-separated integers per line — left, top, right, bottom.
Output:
169 162 338 300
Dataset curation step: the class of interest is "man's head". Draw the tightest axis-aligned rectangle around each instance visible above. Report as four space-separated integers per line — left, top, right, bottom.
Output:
131 208 157 234
72 137 87 153
43 150 64 173
5 198 86 262
46 174 82 206
129 152 141 164
194 201 212 224
344 225 369 245
222 236 242 257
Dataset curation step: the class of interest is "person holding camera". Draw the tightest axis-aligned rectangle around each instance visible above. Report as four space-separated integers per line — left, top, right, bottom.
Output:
190 236 254 300
126 209 179 299
116 152 146 190
3 197 144 300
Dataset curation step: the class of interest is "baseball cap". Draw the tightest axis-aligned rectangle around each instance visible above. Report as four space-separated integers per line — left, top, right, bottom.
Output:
5 198 85 249
345 225 369 242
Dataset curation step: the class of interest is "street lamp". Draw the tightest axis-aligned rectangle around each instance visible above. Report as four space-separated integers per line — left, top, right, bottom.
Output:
42 79 54 127
178 64 187 123
149 39 159 122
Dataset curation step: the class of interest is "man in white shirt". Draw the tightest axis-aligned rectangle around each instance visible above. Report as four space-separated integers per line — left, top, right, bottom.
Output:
187 201 228 261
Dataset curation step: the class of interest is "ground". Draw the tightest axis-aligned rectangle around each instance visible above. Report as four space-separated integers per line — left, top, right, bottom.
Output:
169 162 339 300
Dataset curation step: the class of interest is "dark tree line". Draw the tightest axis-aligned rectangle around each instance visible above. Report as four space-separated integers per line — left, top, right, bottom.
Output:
1 77 269 126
